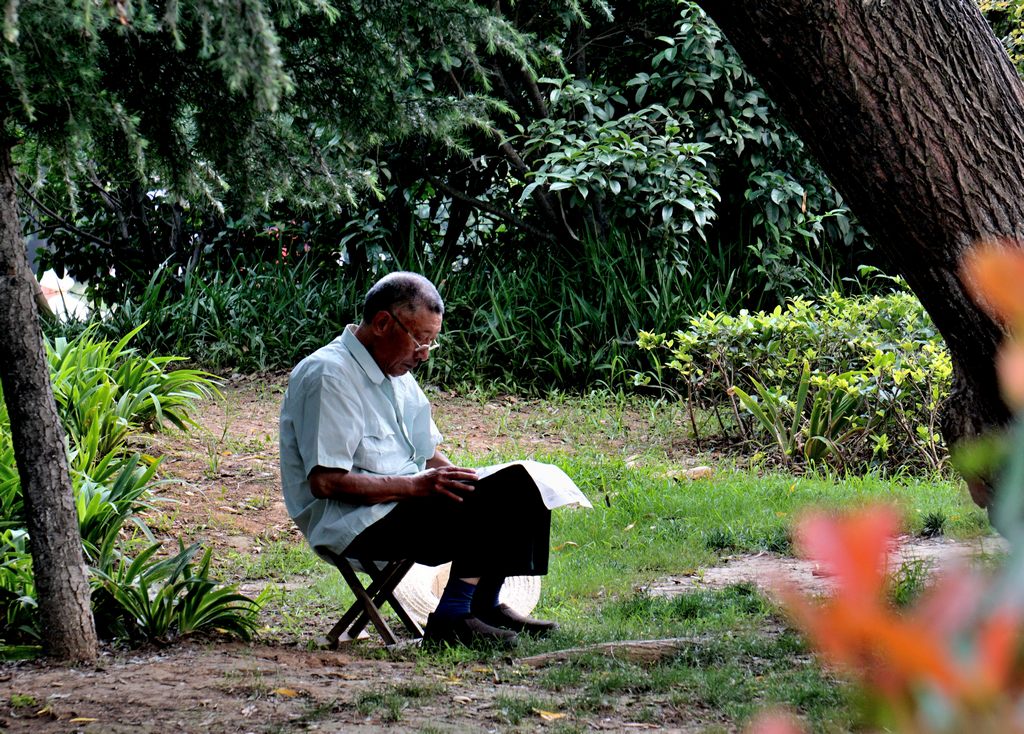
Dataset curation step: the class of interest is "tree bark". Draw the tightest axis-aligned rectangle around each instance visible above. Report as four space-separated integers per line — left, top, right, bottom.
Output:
696 0 1024 506
0 142 97 662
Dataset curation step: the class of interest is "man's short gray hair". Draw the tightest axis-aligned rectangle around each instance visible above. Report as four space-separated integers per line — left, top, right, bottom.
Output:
361 272 444 323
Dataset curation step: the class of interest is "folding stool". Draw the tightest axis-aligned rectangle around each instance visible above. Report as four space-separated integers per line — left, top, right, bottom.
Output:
324 554 423 647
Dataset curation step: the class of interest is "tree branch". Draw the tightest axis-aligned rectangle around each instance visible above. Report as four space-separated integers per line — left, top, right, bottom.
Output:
83 166 131 241
518 635 715 668
495 143 569 242
490 63 534 123
428 176 556 243
521 66 548 118
15 180 113 250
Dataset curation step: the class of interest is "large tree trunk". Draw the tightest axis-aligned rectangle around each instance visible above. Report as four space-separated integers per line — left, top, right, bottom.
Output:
0 143 97 662
696 0 1024 506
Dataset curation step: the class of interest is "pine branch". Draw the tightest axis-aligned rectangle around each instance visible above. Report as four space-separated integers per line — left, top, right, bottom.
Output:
16 180 112 249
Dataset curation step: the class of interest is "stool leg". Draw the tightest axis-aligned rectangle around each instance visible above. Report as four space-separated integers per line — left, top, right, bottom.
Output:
346 559 422 640
331 560 399 646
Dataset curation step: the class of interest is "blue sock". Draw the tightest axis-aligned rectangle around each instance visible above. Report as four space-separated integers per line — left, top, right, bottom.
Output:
470 576 505 614
434 578 476 618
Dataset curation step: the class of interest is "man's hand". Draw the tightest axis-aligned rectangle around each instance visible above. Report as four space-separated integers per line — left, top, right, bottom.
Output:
412 465 479 502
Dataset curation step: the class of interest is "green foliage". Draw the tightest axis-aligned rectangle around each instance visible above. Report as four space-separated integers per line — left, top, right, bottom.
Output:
981 0 1024 74
21 0 558 300
433 235 702 388
0 443 18 532
729 362 812 463
91 542 263 642
637 289 952 470
29 0 881 399
32 0 872 320
730 362 866 467
73 453 161 559
519 78 721 240
513 1 866 301
65 231 744 386
886 556 934 609
0 328 260 648
0 530 36 641
47 324 217 459
919 510 947 539
89 257 363 372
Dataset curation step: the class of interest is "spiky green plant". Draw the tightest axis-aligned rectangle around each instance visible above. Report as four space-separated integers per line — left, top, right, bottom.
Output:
91 542 263 642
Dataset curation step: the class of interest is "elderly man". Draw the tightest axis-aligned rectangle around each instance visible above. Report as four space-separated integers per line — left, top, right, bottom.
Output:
279 271 557 646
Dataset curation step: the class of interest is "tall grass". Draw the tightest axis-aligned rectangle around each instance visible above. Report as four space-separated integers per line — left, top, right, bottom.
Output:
60 230 853 389
84 259 364 373
430 236 700 388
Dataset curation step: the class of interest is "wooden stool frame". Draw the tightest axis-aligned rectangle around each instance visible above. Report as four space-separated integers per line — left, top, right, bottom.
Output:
325 556 423 647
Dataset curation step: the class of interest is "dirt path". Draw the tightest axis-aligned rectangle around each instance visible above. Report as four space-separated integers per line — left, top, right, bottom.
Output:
0 378 995 733
647 534 1008 598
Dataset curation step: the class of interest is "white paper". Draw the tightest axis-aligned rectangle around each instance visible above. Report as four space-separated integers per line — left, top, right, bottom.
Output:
475 460 592 510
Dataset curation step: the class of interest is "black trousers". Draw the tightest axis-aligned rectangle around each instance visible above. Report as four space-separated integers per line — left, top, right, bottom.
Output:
342 464 551 578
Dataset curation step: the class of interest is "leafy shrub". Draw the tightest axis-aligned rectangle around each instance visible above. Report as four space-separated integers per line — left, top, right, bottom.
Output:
91 542 263 642
0 442 18 533
64 232 751 389
637 288 951 470
48 324 216 457
0 530 36 641
55 216 873 394
0 328 261 650
520 78 721 242
74 453 162 559
514 1 869 303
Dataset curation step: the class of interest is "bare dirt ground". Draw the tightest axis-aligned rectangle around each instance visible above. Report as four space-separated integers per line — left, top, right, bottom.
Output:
0 376 996 733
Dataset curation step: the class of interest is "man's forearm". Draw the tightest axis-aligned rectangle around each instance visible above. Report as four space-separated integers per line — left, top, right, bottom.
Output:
426 449 452 469
309 458 479 504
310 469 418 504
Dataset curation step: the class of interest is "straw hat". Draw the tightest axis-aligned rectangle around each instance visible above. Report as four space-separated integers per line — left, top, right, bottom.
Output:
392 563 541 627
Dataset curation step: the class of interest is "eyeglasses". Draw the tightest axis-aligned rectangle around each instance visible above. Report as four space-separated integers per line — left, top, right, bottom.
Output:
387 310 441 355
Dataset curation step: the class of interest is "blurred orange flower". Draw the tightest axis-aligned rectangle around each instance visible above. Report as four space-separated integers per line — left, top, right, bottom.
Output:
771 506 1024 731
751 241 1024 733
961 239 1024 329
998 340 1024 409
962 240 1024 408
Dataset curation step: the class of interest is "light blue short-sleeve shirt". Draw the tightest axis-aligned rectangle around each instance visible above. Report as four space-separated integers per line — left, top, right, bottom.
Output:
279 325 442 558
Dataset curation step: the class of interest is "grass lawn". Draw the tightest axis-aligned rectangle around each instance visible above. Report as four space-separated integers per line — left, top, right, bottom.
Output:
214 387 991 732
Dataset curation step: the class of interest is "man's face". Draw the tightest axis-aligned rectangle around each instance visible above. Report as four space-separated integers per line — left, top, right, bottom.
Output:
373 306 442 377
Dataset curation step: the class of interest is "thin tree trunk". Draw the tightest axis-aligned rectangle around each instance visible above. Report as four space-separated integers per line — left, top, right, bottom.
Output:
0 142 97 662
697 0 1024 506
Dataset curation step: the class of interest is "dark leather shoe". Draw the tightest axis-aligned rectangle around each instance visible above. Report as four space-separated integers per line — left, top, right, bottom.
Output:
422 613 518 648
476 603 559 636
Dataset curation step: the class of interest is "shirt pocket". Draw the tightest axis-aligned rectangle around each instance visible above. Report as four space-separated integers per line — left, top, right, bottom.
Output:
354 417 401 474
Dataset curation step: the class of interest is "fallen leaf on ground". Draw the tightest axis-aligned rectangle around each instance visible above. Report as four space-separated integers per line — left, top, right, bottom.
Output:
664 466 714 480
533 708 566 721
684 466 714 480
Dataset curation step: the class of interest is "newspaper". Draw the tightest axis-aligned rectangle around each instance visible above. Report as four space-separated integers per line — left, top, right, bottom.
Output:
475 460 592 510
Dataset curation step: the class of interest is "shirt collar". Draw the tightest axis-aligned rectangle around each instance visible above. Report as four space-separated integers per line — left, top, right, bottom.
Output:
341 324 387 385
